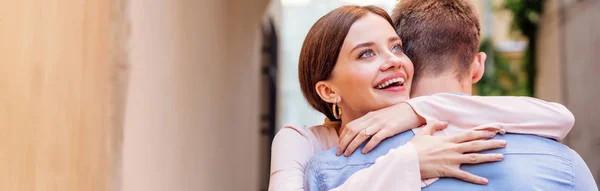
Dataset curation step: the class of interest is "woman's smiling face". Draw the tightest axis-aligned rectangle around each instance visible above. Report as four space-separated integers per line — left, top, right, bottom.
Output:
321 13 414 119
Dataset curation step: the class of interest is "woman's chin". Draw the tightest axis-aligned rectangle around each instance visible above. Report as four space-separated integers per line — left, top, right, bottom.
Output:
382 93 409 101
377 96 409 108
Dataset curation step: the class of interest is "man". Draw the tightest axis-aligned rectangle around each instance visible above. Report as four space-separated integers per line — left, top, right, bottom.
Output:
303 0 598 190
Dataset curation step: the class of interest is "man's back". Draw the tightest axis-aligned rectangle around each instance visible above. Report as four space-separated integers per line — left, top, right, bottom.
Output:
305 131 597 191
424 134 597 190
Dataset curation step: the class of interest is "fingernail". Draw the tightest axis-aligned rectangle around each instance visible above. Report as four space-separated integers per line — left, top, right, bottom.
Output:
495 154 504 160
488 132 496 137
500 140 507 146
481 177 489 184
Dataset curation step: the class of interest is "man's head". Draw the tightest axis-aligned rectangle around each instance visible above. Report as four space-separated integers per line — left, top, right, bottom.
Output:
392 0 486 95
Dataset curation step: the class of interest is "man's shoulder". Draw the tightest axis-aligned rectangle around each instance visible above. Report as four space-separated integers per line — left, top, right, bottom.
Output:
304 145 379 191
305 130 418 191
307 147 339 168
491 134 569 155
308 130 416 170
307 145 368 172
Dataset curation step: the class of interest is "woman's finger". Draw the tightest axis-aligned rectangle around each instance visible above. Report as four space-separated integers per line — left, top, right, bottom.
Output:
338 128 347 143
338 119 357 141
459 153 504 164
457 140 507 153
337 125 362 156
447 130 496 143
343 130 372 156
361 129 393 154
417 120 448 136
447 168 489 185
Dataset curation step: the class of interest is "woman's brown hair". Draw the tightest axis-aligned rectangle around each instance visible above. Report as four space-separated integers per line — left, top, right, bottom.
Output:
298 5 394 121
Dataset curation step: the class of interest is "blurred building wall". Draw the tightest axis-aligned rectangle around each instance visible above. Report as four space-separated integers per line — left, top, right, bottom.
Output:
122 0 269 190
0 0 126 190
537 0 564 103
537 0 600 185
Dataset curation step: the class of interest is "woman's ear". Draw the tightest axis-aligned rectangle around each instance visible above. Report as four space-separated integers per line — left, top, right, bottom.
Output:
470 52 487 84
315 81 340 104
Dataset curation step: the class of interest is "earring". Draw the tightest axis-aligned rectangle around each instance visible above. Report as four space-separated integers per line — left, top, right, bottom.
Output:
332 98 342 119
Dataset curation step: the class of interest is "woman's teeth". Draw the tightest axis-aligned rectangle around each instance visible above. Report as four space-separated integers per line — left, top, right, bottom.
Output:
376 78 405 89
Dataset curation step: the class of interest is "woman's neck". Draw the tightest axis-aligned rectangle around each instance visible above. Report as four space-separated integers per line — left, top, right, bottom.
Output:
337 110 362 136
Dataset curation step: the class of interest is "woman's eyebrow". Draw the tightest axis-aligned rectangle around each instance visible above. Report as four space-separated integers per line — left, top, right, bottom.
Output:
351 36 401 53
351 42 375 53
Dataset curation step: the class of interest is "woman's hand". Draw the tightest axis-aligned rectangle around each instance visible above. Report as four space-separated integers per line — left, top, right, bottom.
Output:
337 103 422 156
411 120 506 185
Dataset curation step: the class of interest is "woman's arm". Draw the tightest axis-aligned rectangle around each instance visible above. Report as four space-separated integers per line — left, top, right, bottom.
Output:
339 93 574 155
269 127 314 191
331 121 505 191
406 93 575 141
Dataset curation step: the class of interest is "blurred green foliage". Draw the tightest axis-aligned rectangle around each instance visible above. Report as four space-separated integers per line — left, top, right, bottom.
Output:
475 38 528 96
503 0 545 96
476 0 545 96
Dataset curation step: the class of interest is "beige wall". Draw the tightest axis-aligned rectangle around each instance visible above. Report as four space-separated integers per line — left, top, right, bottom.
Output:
0 0 126 190
122 0 269 190
562 0 600 184
537 0 600 185
536 0 564 103
1 0 271 190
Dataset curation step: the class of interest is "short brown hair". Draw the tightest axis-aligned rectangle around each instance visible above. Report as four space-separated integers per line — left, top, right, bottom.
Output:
298 5 393 121
392 0 481 83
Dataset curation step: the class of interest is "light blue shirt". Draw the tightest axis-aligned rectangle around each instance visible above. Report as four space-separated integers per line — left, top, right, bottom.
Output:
304 131 598 191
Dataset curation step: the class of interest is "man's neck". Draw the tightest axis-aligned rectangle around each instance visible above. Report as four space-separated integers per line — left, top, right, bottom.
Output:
411 73 472 97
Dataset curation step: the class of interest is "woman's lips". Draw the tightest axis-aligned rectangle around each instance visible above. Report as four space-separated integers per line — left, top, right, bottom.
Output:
376 83 406 92
374 73 407 88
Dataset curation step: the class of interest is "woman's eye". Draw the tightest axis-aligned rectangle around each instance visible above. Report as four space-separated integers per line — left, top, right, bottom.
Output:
391 44 403 53
359 50 375 59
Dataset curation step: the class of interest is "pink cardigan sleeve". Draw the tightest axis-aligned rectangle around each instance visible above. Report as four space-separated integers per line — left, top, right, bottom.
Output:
334 93 574 190
268 127 315 191
405 93 575 141
331 142 422 191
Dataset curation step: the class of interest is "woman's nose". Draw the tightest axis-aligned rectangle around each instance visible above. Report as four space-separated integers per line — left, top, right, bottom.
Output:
379 53 403 71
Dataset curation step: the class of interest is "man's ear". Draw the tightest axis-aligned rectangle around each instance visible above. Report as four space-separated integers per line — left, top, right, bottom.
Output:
315 81 340 104
470 52 487 84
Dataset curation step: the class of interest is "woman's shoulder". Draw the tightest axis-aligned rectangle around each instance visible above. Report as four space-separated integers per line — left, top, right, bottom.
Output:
275 124 335 144
274 124 339 153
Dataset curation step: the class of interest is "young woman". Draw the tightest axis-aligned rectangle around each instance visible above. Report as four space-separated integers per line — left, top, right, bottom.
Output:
269 5 573 191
